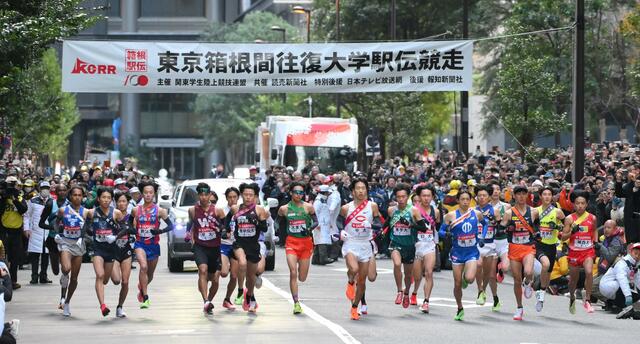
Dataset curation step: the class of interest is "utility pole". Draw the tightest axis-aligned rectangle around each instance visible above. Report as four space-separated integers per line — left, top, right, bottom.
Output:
572 0 585 182
460 0 469 157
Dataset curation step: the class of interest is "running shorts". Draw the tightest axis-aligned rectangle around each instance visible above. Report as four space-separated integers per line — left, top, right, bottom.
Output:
450 248 479 265
508 243 535 263
194 245 221 273
568 248 595 267
233 241 261 264
57 237 86 257
220 244 234 259
388 243 416 264
341 240 373 263
479 242 498 258
134 242 161 261
115 243 133 263
535 241 557 272
285 236 313 259
93 243 117 263
415 241 436 260
494 238 509 257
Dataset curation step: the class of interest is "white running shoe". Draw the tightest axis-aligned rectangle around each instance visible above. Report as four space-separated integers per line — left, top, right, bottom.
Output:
116 307 127 318
255 276 263 289
58 297 65 310
9 319 19 338
513 308 524 321
535 290 545 312
359 304 368 315
523 282 534 299
63 303 71 317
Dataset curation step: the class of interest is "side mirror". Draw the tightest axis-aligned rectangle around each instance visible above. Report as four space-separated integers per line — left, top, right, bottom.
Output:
267 197 279 209
271 149 278 161
160 195 170 200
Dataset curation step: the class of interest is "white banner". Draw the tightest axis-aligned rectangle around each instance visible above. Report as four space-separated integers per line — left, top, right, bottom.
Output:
62 40 473 93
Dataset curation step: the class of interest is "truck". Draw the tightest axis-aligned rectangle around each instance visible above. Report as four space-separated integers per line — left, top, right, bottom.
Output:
255 116 358 173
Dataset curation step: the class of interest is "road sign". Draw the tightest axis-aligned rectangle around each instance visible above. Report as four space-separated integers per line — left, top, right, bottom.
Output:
365 128 380 157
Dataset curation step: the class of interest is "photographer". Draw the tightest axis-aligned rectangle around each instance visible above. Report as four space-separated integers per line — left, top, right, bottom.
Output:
0 177 27 289
615 169 640 243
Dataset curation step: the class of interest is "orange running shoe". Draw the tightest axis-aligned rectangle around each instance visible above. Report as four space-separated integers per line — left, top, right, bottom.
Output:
350 306 360 320
346 282 356 301
410 293 418 306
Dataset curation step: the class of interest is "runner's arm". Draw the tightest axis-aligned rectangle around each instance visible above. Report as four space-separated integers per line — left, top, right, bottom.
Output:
561 216 574 241
478 210 488 239
38 199 54 230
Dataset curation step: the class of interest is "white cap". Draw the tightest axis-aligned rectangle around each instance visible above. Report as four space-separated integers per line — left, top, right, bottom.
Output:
39 181 51 189
319 185 330 192
532 180 544 187
114 178 126 185
129 187 140 194
5 176 18 183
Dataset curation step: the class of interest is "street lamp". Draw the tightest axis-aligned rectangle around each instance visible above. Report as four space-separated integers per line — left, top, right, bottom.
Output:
292 5 311 43
270 25 286 43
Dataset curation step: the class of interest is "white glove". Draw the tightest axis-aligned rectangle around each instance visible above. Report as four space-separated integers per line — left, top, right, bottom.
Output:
106 235 117 244
54 234 63 244
370 239 379 255
274 236 280 243
76 238 83 247
340 231 349 241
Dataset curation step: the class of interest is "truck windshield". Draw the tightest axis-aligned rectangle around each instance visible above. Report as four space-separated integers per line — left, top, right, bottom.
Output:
283 146 355 172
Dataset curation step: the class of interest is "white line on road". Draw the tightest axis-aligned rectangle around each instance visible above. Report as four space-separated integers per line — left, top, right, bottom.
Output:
262 277 361 344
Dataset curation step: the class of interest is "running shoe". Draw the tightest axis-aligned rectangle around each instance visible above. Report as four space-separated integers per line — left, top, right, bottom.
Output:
140 300 150 309
242 291 250 312
476 290 486 306
420 301 429 314
359 304 368 315
583 301 594 314
248 300 257 313
523 282 533 299
497 262 504 283
234 291 244 306
346 282 356 301
410 293 418 306
350 306 360 320
255 276 263 289
8 319 19 338
58 298 65 310
616 305 635 319
402 294 410 309
204 301 214 315
462 278 468 290
63 303 71 317
492 299 502 312
100 304 110 317
116 307 127 318
223 299 236 310
293 302 303 315
535 290 545 312
513 307 524 321
137 283 143 303
394 291 402 304
454 308 464 321
569 297 576 315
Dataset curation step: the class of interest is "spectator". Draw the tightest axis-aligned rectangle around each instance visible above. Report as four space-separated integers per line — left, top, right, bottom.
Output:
209 163 227 179
23 181 52 284
596 220 626 275
598 243 640 319
0 178 27 289
615 170 640 243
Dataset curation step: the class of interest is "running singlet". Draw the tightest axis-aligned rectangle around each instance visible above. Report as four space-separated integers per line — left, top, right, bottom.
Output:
343 201 373 242
507 206 534 245
221 206 235 245
389 206 415 246
232 204 260 243
415 205 437 244
286 202 312 238
136 204 160 245
61 205 85 239
116 213 132 248
568 212 596 251
193 204 221 248
536 205 562 245
493 202 509 240
92 206 116 243
451 209 479 250
477 204 496 243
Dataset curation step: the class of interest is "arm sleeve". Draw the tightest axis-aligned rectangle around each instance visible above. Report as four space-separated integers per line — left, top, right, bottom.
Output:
480 215 489 239
414 219 428 231
438 222 449 238
309 214 319 230
372 216 383 232
152 217 174 235
257 219 268 233
38 200 54 231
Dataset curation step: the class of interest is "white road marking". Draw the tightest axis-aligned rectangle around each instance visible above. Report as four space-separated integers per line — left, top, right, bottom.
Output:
427 297 492 309
331 267 393 274
262 277 361 344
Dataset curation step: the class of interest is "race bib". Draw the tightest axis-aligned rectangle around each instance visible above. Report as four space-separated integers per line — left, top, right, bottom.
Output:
350 221 371 239
485 226 495 239
139 225 153 238
393 226 411 237
512 231 530 244
540 226 553 239
575 238 592 249
64 227 81 239
116 238 129 248
457 234 476 247
288 219 307 234
198 228 216 241
238 223 256 237
95 228 112 243
417 232 434 242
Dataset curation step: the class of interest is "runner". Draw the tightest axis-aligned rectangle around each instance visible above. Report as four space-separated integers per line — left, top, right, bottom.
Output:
188 183 225 315
52 186 87 317
534 186 565 312
474 184 502 312
561 189 597 314
500 185 540 321
411 184 440 313
132 181 174 309
38 184 69 290
439 190 484 321
339 177 382 320
387 183 423 309
220 187 241 309
489 182 511 284
85 187 124 317
111 191 134 318
277 182 317 314
227 182 269 313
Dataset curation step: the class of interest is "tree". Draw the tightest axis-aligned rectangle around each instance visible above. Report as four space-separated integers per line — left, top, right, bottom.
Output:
5 49 80 161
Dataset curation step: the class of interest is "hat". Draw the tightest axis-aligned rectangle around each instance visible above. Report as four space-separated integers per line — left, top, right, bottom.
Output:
39 181 51 189
102 178 115 187
249 165 257 171
324 175 334 184
467 179 477 187
5 176 18 184
513 185 528 194
114 178 126 185
286 166 294 172
80 165 88 172
23 179 35 187
94 166 102 171
449 180 462 190
129 187 140 194
630 242 640 251
532 180 544 187
319 185 330 193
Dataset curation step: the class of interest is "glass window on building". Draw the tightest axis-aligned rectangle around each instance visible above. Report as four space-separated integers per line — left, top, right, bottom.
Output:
107 0 120 17
153 147 204 180
139 0 205 17
139 94 202 137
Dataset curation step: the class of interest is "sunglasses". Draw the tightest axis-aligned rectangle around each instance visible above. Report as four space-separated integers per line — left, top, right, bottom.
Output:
292 190 305 195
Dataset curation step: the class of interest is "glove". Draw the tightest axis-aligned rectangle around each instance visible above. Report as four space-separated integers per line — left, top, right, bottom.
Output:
548 222 556 230
370 239 379 255
331 233 340 242
478 238 485 248
594 242 602 251
221 229 229 240
54 234 63 244
340 231 349 241
76 238 83 247
184 231 192 243
106 235 116 244
625 295 633 306
571 223 580 234
274 236 280 244
534 232 542 242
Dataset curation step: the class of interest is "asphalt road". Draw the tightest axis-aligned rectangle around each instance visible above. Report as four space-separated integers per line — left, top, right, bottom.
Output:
6 241 635 344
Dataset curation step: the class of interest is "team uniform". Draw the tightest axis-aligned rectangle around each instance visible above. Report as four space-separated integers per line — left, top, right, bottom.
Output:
477 204 497 257
192 204 222 272
220 205 235 259
91 207 118 262
57 206 87 257
342 201 374 263
567 212 597 267
115 213 133 263
285 202 314 260
448 210 480 265
388 206 417 264
134 205 161 261
415 206 437 259
231 204 263 263
492 202 510 258
535 205 562 272
505 207 535 262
